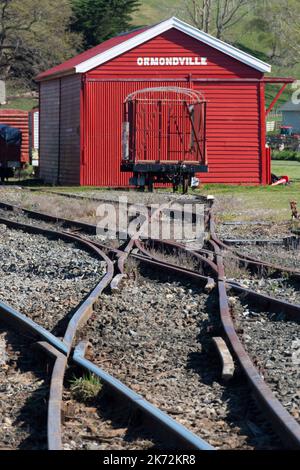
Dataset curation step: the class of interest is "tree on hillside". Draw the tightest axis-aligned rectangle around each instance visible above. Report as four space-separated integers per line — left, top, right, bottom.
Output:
250 0 300 67
182 0 300 72
184 0 252 39
185 0 212 33
71 0 141 49
0 0 81 85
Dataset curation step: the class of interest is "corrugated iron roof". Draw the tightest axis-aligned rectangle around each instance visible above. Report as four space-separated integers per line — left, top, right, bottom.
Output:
36 17 271 81
36 26 149 81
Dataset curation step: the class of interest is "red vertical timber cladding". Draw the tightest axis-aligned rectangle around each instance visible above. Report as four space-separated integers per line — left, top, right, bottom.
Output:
82 81 187 186
0 109 29 163
83 28 264 185
38 27 266 186
59 75 81 185
259 81 269 184
88 29 262 79
195 83 261 184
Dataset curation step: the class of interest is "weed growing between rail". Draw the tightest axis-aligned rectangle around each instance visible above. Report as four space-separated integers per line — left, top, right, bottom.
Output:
70 374 102 403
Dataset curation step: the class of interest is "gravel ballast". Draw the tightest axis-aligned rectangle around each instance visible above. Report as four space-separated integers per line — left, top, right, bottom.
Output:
233 277 300 305
233 244 300 271
65 268 280 450
223 247 300 305
0 188 205 226
0 324 49 449
62 385 157 451
230 295 300 424
0 224 105 335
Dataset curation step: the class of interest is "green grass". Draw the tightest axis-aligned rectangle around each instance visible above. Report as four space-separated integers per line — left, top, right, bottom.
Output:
199 177 300 224
132 0 182 25
267 114 282 122
265 84 293 109
1 97 38 111
33 186 110 192
194 161 300 224
272 160 300 179
17 159 300 227
24 178 300 225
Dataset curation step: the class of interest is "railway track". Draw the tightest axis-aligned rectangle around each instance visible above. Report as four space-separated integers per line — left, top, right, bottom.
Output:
0 194 299 449
0 202 213 450
0 225 104 335
0 323 49 450
69 266 280 450
230 295 300 424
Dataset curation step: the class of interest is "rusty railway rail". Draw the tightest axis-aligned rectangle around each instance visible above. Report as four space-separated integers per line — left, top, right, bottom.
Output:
208 209 300 449
213 242 300 279
0 211 214 451
0 198 300 448
0 217 115 450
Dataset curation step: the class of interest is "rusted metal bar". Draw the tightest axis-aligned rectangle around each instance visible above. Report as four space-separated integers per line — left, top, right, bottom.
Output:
227 282 300 322
132 252 215 289
208 208 300 279
208 204 300 448
0 300 67 355
59 233 114 350
2 195 300 451
73 341 214 451
138 239 218 275
0 215 114 451
36 342 68 451
218 272 300 449
266 83 288 116
0 199 208 238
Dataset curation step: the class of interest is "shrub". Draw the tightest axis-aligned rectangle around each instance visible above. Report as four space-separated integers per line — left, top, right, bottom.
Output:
271 150 300 161
19 164 34 178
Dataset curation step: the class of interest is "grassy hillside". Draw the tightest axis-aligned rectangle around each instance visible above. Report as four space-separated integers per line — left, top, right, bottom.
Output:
133 0 296 107
0 82 38 111
3 1 295 111
132 0 182 26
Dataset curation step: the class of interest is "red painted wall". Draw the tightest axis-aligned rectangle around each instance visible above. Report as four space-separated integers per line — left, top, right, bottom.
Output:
195 83 261 184
81 29 265 186
81 80 188 186
0 109 29 164
88 29 262 79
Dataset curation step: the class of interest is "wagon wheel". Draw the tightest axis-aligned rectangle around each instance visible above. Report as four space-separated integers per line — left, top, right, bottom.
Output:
148 175 154 192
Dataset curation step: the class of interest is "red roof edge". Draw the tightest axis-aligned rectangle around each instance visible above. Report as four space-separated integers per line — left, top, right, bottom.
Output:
36 26 149 82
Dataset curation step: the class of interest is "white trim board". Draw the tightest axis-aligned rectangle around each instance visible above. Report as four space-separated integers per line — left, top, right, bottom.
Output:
75 17 271 74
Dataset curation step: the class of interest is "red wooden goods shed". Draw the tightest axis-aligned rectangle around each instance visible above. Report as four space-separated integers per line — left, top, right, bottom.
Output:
36 17 292 186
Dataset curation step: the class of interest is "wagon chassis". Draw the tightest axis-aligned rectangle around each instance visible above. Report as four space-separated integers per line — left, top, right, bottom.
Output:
121 161 208 193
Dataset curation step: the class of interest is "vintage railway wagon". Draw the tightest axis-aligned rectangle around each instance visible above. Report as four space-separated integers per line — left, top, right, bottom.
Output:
36 17 293 186
121 86 208 191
